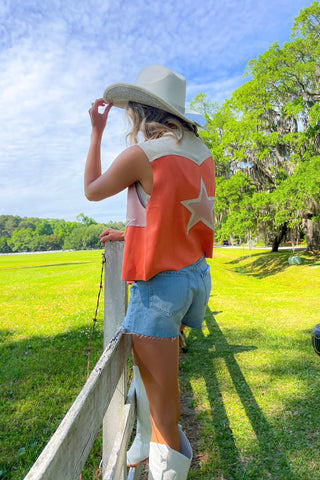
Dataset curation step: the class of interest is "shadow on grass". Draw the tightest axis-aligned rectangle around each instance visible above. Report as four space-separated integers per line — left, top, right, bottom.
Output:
180 307 294 480
1 261 93 271
0 326 104 480
227 250 320 279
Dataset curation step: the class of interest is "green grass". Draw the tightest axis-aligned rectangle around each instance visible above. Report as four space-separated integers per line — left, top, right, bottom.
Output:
180 248 320 479
1 248 320 479
0 250 106 480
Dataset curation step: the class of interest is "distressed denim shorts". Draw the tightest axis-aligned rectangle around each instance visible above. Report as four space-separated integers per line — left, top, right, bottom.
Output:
122 256 211 338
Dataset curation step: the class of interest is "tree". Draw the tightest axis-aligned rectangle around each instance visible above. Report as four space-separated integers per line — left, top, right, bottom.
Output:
193 2 320 250
76 213 97 227
214 172 255 237
273 155 320 251
7 228 33 252
2 216 21 237
0 237 12 253
82 224 104 249
34 219 53 236
0 215 126 252
43 234 63 251
62 226 86 250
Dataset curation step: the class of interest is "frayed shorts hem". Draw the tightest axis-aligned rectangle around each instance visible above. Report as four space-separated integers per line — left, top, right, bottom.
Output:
122 329 178 340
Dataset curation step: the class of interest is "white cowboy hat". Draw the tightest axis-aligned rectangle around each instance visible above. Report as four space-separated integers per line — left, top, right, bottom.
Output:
103 65 207 128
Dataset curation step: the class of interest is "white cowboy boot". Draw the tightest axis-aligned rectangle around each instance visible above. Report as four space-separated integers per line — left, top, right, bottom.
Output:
127 366 152 467
148 427 193 480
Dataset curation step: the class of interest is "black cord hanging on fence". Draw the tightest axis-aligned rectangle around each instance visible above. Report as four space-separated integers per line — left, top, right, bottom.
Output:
86 251 106 380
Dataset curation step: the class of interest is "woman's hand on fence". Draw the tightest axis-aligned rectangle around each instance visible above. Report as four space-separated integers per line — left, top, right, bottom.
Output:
89 99 112 138
100 228 125 244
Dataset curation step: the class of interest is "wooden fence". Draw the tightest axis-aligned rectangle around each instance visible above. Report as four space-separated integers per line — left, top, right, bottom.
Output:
24 242 142 480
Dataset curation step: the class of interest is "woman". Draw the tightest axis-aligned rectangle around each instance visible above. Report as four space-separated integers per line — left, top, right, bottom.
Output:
85 65 215 480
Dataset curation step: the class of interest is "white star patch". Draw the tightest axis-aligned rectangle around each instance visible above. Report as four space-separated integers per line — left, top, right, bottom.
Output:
181 178 215 234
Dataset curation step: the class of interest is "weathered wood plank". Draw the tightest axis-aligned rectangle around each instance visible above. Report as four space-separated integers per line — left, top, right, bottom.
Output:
125 377 137 410
103 241 129 480
103 376 142 480
103 370 127 479
24 329 132 480
126 384 143 480
102 403 131 480
127 465 143 480
102 381 137 480
104 242 128 347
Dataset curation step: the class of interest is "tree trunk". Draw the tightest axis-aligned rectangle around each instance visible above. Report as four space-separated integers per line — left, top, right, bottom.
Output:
303 217 320 252
271 223 288 252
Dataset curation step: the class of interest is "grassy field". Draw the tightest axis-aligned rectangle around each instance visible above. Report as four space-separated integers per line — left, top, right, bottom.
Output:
1 248 320 480
0 250 106 480
181 248 320 480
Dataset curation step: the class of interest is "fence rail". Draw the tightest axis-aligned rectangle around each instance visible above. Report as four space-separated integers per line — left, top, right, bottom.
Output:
23 242 141 480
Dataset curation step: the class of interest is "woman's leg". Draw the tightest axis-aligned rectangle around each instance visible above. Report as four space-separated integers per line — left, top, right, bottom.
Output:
132 334 180 451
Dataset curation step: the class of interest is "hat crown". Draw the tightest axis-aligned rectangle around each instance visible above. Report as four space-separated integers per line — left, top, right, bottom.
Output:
103 64 207 127
134 65 186 114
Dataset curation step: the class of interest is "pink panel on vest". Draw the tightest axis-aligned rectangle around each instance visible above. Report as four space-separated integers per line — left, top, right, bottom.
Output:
126 184 147 227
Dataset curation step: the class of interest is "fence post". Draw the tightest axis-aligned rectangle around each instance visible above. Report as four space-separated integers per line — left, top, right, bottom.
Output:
103 241 128 347
103 241 129 479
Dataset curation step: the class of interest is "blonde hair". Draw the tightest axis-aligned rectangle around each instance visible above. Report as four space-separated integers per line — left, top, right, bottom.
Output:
125 101 198 145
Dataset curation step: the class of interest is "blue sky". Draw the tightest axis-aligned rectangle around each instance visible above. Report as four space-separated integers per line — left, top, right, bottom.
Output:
0 0 313 223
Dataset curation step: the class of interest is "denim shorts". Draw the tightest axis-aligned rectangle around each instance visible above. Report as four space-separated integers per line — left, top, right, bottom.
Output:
122 256 211 338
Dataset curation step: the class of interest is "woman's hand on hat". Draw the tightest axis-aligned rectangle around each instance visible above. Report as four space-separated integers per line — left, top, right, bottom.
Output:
89 98 112 137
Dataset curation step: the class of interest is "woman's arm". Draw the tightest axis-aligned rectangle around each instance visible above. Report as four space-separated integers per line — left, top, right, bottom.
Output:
85 99 152 201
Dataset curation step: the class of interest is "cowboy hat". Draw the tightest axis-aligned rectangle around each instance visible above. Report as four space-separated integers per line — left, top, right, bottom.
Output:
103 65 206 128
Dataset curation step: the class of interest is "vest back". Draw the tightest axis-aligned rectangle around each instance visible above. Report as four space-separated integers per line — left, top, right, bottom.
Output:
122 132 215 281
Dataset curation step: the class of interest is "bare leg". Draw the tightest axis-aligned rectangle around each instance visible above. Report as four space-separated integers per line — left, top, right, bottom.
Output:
132 335 180 451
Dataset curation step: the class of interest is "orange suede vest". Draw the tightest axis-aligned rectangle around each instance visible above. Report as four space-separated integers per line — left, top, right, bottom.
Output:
122 132 215 281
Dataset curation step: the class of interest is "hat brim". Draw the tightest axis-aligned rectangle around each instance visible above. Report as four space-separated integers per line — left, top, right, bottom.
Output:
103 82 207 128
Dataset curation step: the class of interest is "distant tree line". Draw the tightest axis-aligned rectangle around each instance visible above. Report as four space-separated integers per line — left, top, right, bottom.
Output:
192 2 320 252
0 214 125 253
